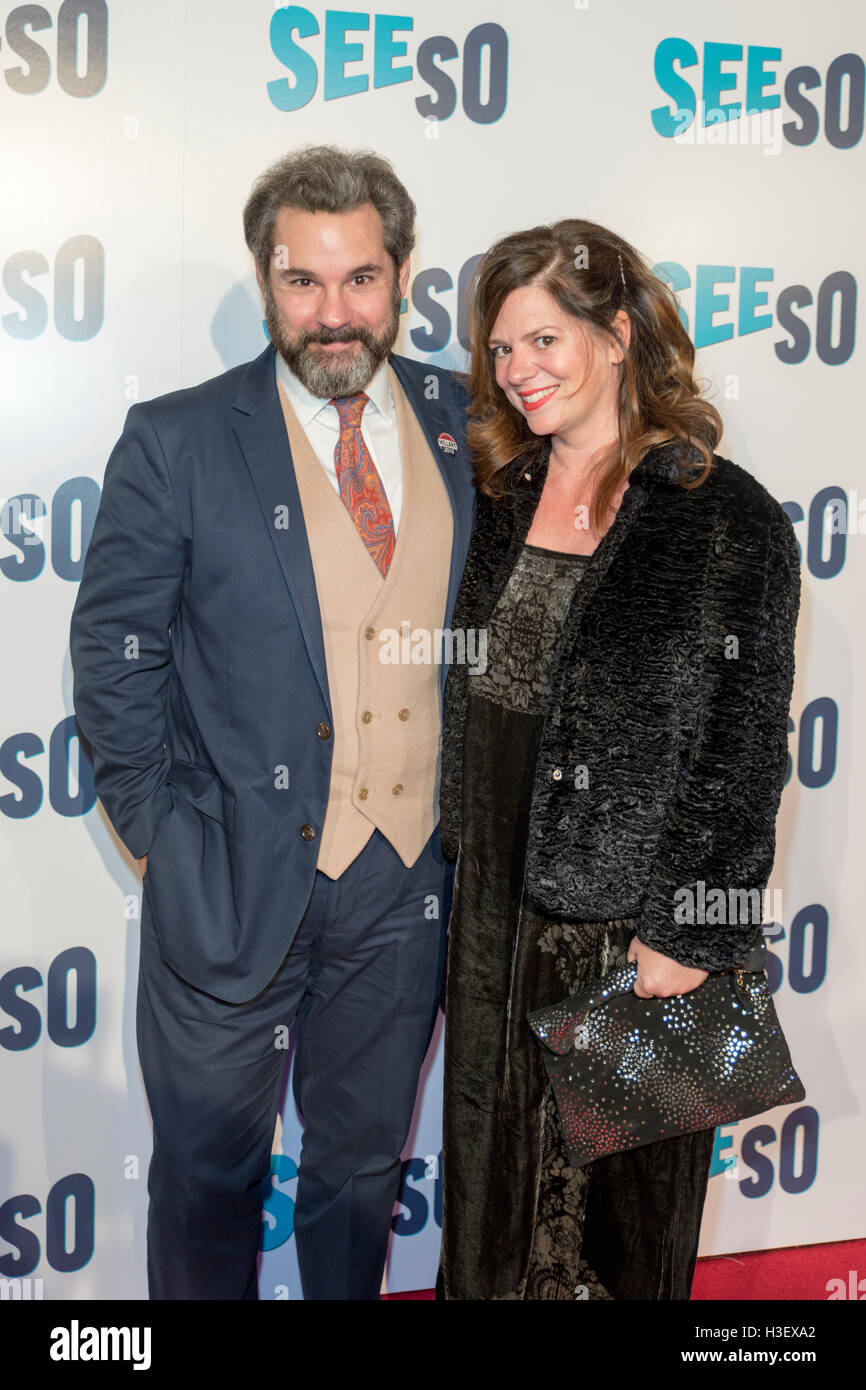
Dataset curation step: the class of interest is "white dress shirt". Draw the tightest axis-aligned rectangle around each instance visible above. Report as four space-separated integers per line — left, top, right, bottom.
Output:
275 350 403 535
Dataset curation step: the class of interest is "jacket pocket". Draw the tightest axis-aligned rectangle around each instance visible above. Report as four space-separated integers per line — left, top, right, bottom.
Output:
166 759 236 832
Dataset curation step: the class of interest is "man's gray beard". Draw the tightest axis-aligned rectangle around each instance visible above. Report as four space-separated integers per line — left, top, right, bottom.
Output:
263 280 401 399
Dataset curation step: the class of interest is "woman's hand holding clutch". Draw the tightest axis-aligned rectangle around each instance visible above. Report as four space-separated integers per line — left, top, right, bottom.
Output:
627 936 709 998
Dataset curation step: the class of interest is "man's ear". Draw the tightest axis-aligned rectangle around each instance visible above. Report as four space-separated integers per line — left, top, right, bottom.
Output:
397 254 411 301
255 263 267 298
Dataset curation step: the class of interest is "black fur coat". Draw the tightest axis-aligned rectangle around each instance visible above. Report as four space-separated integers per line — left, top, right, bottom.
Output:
438 440 802 972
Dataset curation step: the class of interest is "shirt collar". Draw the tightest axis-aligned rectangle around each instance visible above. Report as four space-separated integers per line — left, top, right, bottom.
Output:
274 349 394 428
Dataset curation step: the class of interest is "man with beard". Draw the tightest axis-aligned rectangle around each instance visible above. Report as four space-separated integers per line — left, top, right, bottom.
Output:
69 146 476 1300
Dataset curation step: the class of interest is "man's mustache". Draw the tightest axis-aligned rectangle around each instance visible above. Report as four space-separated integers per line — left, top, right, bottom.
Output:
302 328 375 347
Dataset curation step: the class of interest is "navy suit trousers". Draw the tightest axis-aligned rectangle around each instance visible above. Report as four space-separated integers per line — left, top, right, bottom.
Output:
137 826 452 1300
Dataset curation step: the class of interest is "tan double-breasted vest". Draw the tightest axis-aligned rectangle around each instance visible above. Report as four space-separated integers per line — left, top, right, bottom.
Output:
276 368 453 877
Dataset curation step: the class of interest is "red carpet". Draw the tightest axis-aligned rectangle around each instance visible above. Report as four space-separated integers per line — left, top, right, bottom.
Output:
691 1238 866 1301
384 1239 866 1300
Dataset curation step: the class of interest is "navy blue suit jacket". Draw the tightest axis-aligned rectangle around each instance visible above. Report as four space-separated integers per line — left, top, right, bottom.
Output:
70 343 476 1003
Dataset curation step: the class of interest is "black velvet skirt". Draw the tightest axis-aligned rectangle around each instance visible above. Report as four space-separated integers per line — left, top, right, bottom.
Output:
437 545 716 1301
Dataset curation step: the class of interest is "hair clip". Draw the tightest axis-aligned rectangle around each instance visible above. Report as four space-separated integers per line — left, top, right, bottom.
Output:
617 250 627 289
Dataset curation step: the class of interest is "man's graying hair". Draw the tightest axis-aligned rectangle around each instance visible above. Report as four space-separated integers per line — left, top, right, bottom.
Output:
243 145 416 279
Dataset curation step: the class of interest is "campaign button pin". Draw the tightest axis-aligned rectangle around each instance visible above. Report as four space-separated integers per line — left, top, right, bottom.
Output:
437 431 458 455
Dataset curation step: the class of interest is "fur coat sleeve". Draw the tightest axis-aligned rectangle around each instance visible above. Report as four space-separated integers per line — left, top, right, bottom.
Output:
632 498 801 969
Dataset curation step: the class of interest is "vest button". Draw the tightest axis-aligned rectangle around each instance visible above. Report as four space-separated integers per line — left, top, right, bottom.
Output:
398 708 410 720
316 721 331 739
552 768 563 781
392 783 403 795
300 824 316 840
358 788 369 801
365 627 376 640
361 711 373 724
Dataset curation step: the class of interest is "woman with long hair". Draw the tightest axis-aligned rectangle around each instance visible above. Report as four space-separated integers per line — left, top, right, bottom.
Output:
436 219 801 1300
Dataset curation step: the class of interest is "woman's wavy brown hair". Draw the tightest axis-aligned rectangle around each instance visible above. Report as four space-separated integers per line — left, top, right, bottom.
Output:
464 218 721 529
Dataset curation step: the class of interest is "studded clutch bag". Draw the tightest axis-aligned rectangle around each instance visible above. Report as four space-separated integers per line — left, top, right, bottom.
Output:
526 938 805 1168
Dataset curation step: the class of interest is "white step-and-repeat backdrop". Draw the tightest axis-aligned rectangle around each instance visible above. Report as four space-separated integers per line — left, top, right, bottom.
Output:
2 0 863 1299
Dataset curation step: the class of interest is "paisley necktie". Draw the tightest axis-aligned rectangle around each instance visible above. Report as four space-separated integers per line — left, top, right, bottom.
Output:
329 392 395 577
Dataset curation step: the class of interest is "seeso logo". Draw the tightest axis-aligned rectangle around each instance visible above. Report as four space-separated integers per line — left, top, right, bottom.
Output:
267 8 508 125
652 262 856 366
0 947 97 1051
260 1154 297 1250
0 715 95 820
782 488 856 579
764 912 828 996
711 1107 819 1198
652 39 864 149
1 479 99 580
0 1174 95 1277
1 0 107 96
392 1152 441 1236
1 237 105 341
786 697 837 791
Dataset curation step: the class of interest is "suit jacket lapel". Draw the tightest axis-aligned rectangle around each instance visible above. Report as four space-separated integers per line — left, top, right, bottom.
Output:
389 353 475 697
389 354 459 478
231 343 331 713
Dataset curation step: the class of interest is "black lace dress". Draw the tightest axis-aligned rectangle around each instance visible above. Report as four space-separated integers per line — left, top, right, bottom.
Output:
438 542 716 1301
